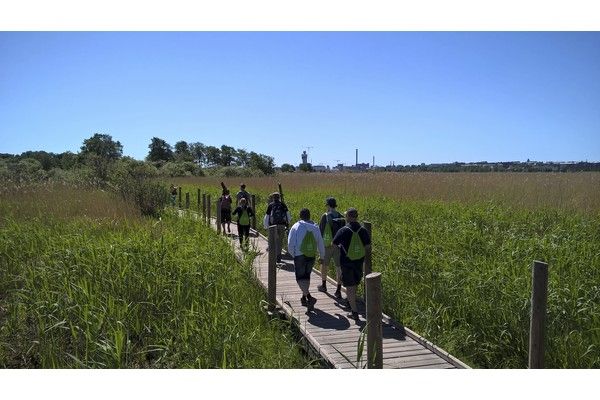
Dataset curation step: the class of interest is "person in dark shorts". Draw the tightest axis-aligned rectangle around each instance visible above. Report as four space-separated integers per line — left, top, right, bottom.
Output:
263 192 291 263
232 198 254 249
220 189 233 234
332 207 371 321
287 208 325 312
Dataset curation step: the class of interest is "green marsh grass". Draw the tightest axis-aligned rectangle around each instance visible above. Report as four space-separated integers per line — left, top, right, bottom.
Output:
0 185 314 368
185 173 600 368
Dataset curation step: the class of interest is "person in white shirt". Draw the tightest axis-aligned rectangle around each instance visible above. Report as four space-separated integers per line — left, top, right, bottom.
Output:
287 208 325 312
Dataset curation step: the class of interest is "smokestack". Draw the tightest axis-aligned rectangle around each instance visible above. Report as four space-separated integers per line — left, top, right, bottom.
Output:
355 149 358 166
372 156 375 167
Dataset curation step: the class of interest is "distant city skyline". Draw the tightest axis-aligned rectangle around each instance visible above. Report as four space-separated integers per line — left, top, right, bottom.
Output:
1 32 599 167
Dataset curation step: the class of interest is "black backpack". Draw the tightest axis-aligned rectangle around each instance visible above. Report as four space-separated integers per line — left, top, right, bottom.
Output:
270 202 287 225
328 211 346 236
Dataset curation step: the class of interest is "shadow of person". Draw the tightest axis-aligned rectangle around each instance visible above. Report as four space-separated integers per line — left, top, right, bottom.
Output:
306 308 351 330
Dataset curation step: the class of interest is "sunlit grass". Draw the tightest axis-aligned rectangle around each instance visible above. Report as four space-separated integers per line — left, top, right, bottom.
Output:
0 185 313 368
183 174 600 368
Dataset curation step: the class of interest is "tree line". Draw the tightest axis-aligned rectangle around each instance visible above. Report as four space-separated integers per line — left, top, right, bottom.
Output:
0 133 275 184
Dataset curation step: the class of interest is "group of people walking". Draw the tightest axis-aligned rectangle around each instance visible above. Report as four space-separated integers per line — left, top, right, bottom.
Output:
209 182 371 322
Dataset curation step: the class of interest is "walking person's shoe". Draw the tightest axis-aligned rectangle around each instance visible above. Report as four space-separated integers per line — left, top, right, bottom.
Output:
306 293 317 311
317 282 327 292
346 311 359 321
334 287 342 299
300 296 307 307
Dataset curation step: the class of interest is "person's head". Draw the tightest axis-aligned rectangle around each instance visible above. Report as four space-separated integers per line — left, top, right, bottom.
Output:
346 207 358 222
239 198 247 206
271 192 280 202
223 189 230 195
325 197 337 209
299 208 310 221
240 183 246 190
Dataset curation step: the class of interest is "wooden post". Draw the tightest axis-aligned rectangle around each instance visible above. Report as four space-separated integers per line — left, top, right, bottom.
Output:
529 260 549 369
197 188 201 211
268 225 278 313
363 221 372 276
202 194 207 222
366 272 383 369
207 194 211 225
178 187 182 209
185 192 190 209
251 194 257 233
216 198 222 234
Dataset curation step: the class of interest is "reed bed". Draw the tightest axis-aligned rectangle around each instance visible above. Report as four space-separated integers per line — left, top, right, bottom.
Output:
184 173 600 368
0 185 313 368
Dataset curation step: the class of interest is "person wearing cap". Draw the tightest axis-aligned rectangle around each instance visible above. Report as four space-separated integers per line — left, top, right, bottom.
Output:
236 183 251 206
287 208 325 312
332 207 371 322
318 197 345 299
263 192 291 263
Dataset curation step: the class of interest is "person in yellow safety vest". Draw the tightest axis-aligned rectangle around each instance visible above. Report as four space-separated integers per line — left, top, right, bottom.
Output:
232 197 255 250
287 208 325 312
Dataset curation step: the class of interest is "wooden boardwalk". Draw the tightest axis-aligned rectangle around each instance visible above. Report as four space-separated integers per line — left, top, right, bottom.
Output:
199 211 469 369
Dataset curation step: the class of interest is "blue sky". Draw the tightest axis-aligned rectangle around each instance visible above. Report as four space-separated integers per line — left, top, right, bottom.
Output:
1 32 599 167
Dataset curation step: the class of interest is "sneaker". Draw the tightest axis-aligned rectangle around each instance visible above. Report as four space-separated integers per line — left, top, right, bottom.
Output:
300 296 307 307
334 289 342 299
306 294 317 311
317 284 327 293
346 311 359 321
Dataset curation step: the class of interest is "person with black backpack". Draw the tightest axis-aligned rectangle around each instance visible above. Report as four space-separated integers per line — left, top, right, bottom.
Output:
263 192 291 263
287 208 325 312
318 197 346 299
332 207 371 322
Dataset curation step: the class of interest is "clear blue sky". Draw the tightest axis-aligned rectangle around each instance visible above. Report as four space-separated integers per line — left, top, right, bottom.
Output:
1 32 599 167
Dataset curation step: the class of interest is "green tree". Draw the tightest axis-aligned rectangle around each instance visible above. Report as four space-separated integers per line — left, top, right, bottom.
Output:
80 133 123 161
248 152 275 175
174 141 194 162
235 149 249 167
280 163 296 173
147 137 174 162
220 145 235 166
204 146 221 166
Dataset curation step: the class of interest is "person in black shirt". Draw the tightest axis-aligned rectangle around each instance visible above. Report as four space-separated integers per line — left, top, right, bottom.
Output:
263 192 291 263
332 207 371 322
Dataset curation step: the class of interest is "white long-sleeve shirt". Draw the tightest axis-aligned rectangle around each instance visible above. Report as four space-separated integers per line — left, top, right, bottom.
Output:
287 220 326 259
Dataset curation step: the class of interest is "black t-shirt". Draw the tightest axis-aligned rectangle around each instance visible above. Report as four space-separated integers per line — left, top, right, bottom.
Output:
332 221 371 265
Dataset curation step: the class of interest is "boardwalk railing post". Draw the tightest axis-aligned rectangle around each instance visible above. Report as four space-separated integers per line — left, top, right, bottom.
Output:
197 188 201 211
268 225 278 313
178 187 182 209
185 192 190 209
363 221 372 276
366 272 383 369
251 194 257 233
529 260 549 369
202 194 207 222
207 194 211 225
216 198 222 234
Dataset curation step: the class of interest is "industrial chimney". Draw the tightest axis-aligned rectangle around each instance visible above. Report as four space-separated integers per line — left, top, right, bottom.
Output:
355 149 358 166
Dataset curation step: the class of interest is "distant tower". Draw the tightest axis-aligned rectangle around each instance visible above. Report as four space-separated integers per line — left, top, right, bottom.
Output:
301 150 308 165
355 149 358 166
372 156 375 167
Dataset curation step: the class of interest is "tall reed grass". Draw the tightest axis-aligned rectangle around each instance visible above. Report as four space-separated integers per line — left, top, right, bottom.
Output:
0 185 313 368
184 174 600 368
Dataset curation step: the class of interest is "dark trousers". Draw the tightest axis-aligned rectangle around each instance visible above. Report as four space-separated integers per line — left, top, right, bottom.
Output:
237 224 250 245
293 255 315 281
